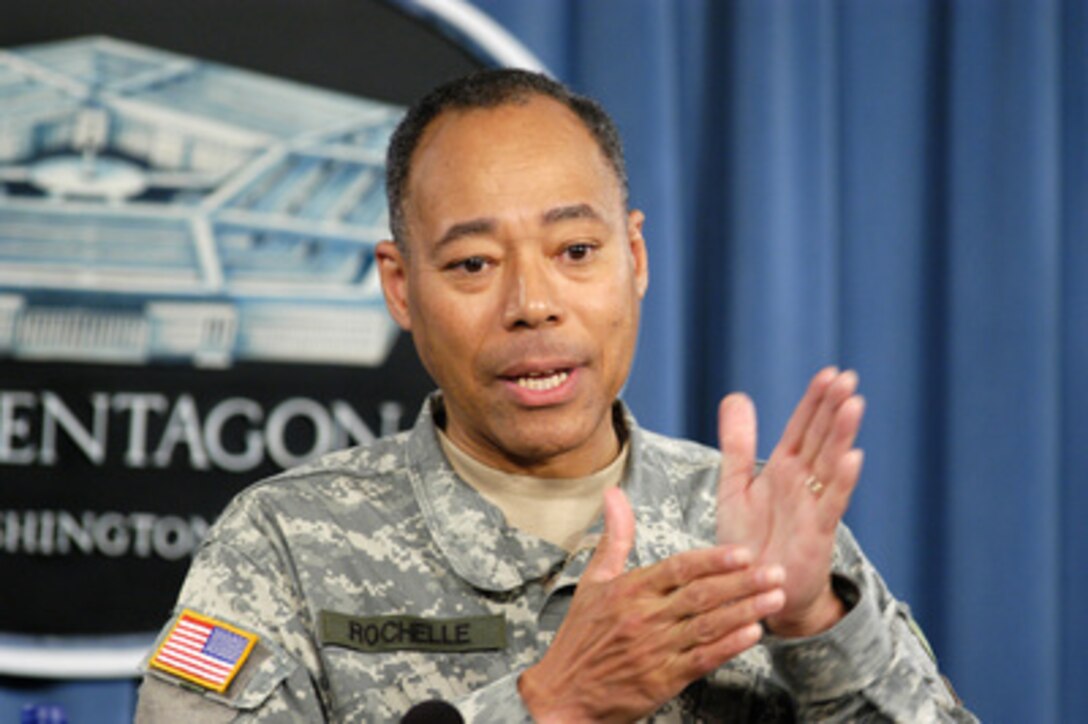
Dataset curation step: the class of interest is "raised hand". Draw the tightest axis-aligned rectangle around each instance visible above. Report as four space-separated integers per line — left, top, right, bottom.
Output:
716 368 866 637
519 488 787 723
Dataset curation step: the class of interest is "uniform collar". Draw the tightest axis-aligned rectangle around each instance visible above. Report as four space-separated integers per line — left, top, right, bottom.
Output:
405 394 707 592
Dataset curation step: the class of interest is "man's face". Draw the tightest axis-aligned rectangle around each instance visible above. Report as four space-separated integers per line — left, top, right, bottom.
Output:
377 95 648 477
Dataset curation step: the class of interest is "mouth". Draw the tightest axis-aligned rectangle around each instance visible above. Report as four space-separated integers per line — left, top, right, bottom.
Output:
510 369 571 391
497 361 580 405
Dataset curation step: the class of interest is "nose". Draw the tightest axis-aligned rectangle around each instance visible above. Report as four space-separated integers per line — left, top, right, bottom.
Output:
502 254 562 329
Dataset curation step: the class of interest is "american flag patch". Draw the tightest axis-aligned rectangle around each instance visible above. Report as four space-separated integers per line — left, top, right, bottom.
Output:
149 609 258 693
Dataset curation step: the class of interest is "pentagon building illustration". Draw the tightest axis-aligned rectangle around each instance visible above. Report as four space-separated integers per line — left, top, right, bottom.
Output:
0 36 404 367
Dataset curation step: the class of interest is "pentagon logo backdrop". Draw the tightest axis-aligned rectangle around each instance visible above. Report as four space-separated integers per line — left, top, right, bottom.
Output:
0 0 527 674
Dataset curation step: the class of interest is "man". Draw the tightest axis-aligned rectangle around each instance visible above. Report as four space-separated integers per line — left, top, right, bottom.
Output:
136 70 974 722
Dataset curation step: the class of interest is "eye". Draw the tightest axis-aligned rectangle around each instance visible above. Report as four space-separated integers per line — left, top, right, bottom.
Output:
448 256 490 274
563 242 596 262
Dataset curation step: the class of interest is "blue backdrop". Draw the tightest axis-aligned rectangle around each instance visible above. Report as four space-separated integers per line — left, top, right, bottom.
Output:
2 1 1083 722
471 1 1086 722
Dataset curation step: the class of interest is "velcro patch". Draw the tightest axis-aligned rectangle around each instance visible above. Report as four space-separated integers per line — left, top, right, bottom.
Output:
149 609 259 693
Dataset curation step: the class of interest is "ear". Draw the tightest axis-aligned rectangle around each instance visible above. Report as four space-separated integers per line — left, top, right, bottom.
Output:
627 210 649 299
375 240 412 330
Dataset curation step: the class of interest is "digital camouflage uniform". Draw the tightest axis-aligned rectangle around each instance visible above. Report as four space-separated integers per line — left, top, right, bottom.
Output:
136 396 976 722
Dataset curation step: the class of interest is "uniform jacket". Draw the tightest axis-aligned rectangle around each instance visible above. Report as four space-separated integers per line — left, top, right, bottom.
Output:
136 396 975 722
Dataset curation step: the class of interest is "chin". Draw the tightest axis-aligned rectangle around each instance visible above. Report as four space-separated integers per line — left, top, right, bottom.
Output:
497 432 570 460
496 421 597 465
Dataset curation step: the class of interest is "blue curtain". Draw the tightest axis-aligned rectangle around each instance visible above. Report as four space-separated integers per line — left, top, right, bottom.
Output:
471 1 1086 722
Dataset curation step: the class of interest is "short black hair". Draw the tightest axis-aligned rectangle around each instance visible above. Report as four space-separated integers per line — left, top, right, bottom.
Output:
385 68 629 248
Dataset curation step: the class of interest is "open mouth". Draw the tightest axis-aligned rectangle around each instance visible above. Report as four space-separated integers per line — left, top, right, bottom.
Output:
511 369 571 391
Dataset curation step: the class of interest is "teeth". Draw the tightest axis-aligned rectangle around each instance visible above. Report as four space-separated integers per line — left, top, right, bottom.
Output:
515 370 569 391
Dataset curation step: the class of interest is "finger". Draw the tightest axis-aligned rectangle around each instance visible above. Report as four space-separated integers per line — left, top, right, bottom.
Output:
818 448 864 532
678 622 765 681
665 563 784 619
799 370 858 465
636 544 754 595
680 584 785 651
813 394 865 481
776 367 838 455
583 487 635 583
718 393 757 501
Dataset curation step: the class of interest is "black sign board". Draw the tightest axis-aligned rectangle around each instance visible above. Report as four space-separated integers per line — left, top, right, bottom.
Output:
0 0 540 675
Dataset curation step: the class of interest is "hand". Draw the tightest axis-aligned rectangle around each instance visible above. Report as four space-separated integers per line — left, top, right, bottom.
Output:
716 368 866 637
519 488 787 723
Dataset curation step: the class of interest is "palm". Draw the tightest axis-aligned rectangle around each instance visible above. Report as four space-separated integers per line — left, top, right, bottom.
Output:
715 368 865 633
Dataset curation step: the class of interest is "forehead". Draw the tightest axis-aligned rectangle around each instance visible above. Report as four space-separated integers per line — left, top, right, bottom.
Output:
402 96 623 237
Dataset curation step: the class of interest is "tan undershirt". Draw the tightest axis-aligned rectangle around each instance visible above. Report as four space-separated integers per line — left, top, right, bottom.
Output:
437 430 629 552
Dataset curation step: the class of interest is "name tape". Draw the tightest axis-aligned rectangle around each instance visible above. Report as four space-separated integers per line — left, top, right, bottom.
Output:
319 611 506 653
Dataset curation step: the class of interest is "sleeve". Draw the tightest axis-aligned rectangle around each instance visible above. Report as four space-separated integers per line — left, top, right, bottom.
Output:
135 655 321 723
759 525 977 723
450 671 535 724
134 496 328 722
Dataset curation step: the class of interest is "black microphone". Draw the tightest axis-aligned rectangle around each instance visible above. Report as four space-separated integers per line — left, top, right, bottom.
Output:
400 699 464 724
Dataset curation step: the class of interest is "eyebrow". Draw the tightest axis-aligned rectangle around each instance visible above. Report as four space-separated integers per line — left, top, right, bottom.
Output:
541 203 603 225
433 203 605 249
435 218 496 249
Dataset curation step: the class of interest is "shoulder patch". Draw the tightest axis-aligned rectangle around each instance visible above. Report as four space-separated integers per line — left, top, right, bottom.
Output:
149 609 259 693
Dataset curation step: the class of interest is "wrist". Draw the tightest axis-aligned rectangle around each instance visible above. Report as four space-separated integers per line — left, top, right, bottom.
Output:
518 664 580 723
765 582 845 638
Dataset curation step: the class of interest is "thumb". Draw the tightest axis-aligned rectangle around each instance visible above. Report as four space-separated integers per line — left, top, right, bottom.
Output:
718 393 757 501
584 487 635 583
